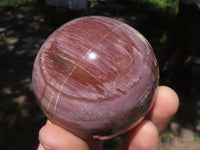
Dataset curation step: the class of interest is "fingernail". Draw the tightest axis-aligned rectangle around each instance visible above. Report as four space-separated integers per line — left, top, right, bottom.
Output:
41 142 52 150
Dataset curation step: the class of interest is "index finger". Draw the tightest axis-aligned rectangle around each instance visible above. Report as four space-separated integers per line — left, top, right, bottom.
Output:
147 86 179 134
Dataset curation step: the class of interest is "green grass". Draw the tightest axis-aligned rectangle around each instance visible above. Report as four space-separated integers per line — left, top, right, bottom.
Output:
89 0 179 14
143 0 178 9
135 0 179 14
194 132 200 140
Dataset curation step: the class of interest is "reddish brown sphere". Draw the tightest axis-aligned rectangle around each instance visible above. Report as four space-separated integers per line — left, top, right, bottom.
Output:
32 16 159 140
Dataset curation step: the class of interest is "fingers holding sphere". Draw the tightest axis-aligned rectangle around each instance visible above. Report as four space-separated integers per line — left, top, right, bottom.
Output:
148 86 179 134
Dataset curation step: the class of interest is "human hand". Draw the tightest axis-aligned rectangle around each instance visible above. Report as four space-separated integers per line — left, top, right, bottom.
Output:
37 86 179 150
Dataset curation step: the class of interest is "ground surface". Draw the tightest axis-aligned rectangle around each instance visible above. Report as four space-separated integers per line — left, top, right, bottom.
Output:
0 4 200 150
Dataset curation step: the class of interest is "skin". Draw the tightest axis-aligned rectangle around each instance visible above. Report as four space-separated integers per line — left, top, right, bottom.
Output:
38 86 179 150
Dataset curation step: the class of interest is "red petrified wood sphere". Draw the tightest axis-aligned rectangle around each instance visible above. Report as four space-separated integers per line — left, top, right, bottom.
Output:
32 16 159 140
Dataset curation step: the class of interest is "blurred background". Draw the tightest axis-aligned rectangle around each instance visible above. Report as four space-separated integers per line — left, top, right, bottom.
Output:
0 0 200 149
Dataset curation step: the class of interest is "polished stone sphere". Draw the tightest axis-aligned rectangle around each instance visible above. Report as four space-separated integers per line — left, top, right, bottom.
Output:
32 16 159 140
